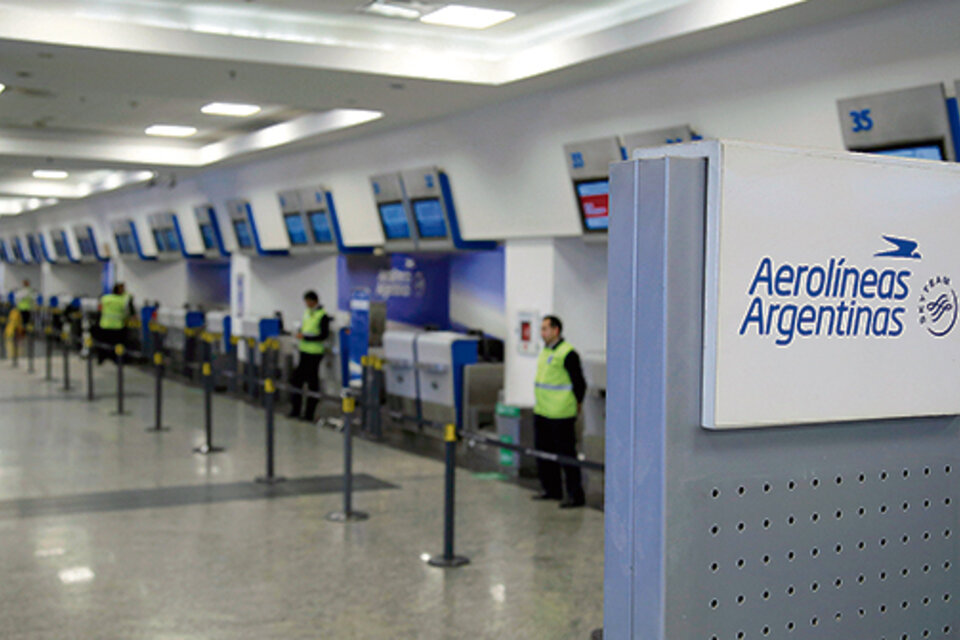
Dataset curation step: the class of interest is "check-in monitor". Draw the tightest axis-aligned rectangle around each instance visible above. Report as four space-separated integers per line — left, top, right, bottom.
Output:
116 232 136 255
77 232 95 257
233 219 253 249
284 213 309 246
379 201 410 240
163 228 179 252
199 224 217 250
0 239 8 263
53 231 69 259
411 198 448 239
27 235 41 262
152 229 167 252
871 143 944 161
575 179 610 232
307 210 333 244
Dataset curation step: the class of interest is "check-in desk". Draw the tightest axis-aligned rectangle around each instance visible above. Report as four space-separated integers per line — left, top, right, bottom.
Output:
581 351 606 507
155 308 204 378
384 330 421 419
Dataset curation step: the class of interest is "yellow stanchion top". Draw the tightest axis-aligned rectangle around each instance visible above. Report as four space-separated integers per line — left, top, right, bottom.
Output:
373 357 383 371
184 327 197 337
247 337 256 347
45 327 53 335
341 395 356 414
444 424 457 442
258 342 268 353
154 352 164 366
83 336 93 348
62 331 71 342
202 362 212 376
264 378 276 394
26 324 34 332
361 355 369 367
114 344 125 356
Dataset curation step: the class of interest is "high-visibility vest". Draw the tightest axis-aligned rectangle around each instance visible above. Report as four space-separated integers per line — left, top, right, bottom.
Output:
534 340 578 419
299 308 327 355
16 288 36 312
99 293 130 330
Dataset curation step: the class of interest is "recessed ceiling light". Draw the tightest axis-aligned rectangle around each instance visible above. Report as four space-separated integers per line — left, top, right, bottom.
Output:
420 4 515 29
201 102 262 117
362 1 422 20
33 169 69 180
0 83 5 95
145 124 198 138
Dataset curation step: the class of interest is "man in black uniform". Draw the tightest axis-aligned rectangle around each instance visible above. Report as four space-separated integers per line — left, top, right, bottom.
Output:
532 315 587 508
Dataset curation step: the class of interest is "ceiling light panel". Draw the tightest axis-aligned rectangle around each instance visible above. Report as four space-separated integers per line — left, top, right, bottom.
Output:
32 169 69 180
420 5 516 29
362 2 423 20
201 102 262 117
145 124 198 137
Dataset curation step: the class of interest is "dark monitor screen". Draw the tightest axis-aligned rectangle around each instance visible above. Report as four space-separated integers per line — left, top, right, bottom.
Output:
0 240 7 262
12 242 22 262
871 144 944 161
575 179 610 232
27 236 40 261
307 210 333 244
200 223 216 250
116 233 136 255
378 201 410 240
233 219 253 249
412 198 448 239
153 229 167 252
78 234 94 257
284 214 309 246
163 228 179 253
53 231 68 258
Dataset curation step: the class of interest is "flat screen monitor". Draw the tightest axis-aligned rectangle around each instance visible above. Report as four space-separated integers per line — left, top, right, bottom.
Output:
199 224 216 250
871 143 944 161
153 229 167 252
284 214 308 246
12 242 22 262
27 236 40 262
378 201 410 240
575 179 610 232
116 233 136 255
412 198 448 239
163 228 179 253
53 231 68 258
307 210 333 244
78 234 95 257
0 239 7 262
233 219 253 249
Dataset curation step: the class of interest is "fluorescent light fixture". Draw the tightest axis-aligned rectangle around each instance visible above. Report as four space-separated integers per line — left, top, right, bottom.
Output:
0 83 5 95
32 170 69 180
420 4 515 29
58 566 95 585
201 102 262 117
145 124 197 138
363 2 422 20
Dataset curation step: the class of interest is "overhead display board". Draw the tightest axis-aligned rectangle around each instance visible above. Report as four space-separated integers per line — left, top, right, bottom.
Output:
110 219 153 260
72 225 106 262
690 140 960 429
226 199 286 257
563 136 625 238
49 228 76 263
147 212 190 259
193 205 229 258
370 172 416 252
837 83 956 161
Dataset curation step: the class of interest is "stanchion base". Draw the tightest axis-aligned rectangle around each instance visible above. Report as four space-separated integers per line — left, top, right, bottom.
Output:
193 444 226 455
109 411 131 416
325 510 369 522
427 554 470 568
146 426 172 432
255 475 287 485
590 630 603 640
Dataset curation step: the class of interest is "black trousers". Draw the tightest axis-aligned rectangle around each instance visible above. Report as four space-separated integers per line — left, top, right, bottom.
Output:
533 414 585 502
19 311 32 327
290 352 324 419
97 328 126 364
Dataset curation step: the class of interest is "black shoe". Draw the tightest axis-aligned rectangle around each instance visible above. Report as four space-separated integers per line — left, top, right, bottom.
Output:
532 492 561 501
559 499 586 509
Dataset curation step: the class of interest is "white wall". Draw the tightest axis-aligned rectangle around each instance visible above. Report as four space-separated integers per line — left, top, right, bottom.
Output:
40 263 102 300
231 253 341 330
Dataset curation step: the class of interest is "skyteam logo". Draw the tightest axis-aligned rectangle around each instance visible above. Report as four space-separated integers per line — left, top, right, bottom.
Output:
738 236 921 347
918 276 957 337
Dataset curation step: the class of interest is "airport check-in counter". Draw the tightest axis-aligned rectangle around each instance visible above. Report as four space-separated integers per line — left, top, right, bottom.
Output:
384 331 420 419
155 308 205 376
204 311 232 355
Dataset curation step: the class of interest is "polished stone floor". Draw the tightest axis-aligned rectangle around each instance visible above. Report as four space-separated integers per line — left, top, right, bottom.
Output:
0 350 604 639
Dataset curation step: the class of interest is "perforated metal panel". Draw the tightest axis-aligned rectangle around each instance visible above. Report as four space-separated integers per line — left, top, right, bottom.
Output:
604 151 960 640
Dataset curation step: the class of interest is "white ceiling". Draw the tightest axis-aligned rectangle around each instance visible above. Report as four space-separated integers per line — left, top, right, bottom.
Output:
0 0 906 214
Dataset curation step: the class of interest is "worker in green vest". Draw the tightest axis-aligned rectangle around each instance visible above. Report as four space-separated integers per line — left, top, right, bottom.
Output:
288 290 331 421
15 279 36 327
532 315 587 508
98 282 133 364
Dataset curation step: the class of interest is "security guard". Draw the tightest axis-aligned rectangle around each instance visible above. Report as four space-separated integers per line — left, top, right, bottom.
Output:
98 283 133 364
15 279 36 327
533 315 587 508
288 290 331 421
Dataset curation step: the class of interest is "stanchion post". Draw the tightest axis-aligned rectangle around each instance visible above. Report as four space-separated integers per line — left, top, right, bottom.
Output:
60 330 71 391
245 337 256 399
428 424 469 568
359 355 370 433
26 324 35 373
326 391 368 522
44 327 53 381
370 357 383 439
0 314 6 360
85 336 94 400
194 344 224 455
147 351 171 432
11 324 19 368
256 345 286 484
229 336 239 395
111 344 129 415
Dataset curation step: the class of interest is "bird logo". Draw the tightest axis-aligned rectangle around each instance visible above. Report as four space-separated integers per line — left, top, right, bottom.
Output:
874 235 921 259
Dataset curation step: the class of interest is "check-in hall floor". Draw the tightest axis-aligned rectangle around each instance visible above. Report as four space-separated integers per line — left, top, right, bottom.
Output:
0 352 603 640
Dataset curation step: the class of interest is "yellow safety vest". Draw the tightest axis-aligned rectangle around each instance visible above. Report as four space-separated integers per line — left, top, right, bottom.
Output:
16 288 36 312
534 340 578 419
299 308 327 355
100 293 130 330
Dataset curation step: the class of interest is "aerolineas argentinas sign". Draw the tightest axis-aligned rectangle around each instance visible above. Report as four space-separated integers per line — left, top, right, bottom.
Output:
702 142 960 429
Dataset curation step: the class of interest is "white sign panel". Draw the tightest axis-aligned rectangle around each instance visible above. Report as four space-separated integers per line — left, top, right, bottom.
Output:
703 141 960 429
